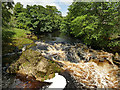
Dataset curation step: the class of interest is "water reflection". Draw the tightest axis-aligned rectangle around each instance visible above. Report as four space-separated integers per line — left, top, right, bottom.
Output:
37 31 81 43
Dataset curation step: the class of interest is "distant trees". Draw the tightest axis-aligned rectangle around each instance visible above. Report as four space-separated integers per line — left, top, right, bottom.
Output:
2 1 120 52
14 3 63 34
61 2 120 50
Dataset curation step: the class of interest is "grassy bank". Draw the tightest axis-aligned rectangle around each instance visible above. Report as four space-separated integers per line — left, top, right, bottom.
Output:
2 28 37 55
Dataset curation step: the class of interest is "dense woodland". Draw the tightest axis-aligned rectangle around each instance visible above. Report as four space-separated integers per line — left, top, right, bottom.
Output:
2 1 120 53
13 3 62 34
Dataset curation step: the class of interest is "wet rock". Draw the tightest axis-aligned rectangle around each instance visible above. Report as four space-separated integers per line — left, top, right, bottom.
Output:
113 53 120 66
60 70 86 89
7 49 62 81
37 45 48 50
53 59 118 88
33 41 120 88
36 59 49 73
35 41 118 65
10 73 51 89
7 41 120 88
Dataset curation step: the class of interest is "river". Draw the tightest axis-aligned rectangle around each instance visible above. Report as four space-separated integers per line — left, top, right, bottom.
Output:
2 30 120 89
2 30 82 89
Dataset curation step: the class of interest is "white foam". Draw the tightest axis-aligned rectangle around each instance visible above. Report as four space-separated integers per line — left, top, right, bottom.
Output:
44 73 66 89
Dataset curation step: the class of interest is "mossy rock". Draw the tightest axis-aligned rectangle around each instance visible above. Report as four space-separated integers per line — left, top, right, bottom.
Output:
26 42 36 50
7 49 62 81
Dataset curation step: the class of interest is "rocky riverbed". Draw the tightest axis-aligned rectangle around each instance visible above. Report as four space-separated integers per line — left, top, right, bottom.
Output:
34 41 120 64
6 41 120 89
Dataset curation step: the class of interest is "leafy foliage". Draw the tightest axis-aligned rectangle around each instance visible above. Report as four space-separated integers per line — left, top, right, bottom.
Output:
60 17 71 34
14 3 62 34
2 2 14 27
70 15 99 45
62 2 120 50
2 2 15 44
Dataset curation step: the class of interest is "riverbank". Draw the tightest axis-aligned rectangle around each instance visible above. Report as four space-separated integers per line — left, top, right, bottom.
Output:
2 28 120 89
2 28 37 64
6 41 120 88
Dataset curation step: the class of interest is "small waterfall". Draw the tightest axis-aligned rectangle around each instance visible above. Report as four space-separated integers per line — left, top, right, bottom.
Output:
2 40 119 89
34 41 119 88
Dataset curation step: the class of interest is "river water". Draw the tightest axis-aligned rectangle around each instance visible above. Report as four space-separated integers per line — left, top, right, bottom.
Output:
36 30 81 43
2 30 120 89
2 31 82 89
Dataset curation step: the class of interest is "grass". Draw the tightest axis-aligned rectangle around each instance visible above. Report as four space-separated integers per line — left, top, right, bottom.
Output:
2 27 37 54
12 28 31 38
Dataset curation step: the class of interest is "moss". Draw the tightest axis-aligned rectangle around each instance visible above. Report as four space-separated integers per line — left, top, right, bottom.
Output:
7 49 63 81
12 38 33 50
12 28 31 38
48 59 63 73
31 35 38 40
44 76 48 80
41 78 44 82
3 28 37 54
22 61 30 67
26 42 37 50
35 71 45 78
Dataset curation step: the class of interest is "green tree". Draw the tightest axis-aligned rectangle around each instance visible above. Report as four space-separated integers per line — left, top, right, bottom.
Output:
14 2 24 17
60 17 70 34
14 3 63 34
2 1 15 52
2 2 14 27
70 15 99 45
63 2 120 50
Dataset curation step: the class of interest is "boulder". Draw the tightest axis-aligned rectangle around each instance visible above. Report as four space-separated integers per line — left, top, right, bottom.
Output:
7 49 62 81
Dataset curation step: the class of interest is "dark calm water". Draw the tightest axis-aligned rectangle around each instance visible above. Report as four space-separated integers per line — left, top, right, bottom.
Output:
36 30 81 43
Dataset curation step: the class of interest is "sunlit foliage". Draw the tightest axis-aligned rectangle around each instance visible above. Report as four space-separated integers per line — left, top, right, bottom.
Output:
14 3 62 34
61 2 120 50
